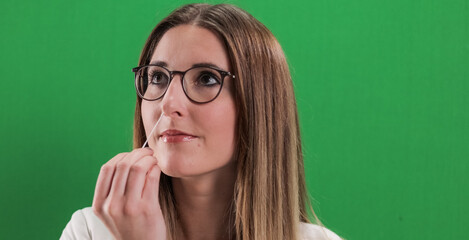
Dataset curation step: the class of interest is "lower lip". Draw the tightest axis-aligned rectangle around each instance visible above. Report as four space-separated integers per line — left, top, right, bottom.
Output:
160 135 197 143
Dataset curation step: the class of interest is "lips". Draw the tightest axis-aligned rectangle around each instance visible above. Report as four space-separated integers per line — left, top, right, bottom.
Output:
159 129 197 143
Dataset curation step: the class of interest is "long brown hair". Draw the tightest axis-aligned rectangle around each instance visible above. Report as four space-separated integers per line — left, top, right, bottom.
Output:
132 3 319 239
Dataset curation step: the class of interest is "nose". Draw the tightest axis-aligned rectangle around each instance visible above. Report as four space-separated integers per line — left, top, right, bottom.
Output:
160 74 187 118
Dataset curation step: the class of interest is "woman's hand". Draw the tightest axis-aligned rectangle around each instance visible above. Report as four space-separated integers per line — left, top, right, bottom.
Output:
92 148 167 240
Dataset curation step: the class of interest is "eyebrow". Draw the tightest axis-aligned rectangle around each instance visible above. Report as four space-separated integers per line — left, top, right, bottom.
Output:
149 60 224 70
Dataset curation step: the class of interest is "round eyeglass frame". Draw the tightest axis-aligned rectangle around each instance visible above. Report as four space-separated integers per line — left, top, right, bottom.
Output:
132 64 236 104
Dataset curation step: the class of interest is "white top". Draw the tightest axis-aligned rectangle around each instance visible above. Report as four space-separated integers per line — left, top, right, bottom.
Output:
60 207 341 240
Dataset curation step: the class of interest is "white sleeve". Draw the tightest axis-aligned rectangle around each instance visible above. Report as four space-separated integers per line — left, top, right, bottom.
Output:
299 222 343 240
60 207 114 240
60 209 92 240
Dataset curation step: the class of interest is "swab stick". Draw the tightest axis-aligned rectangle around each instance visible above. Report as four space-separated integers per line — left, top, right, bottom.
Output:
141 112 164 148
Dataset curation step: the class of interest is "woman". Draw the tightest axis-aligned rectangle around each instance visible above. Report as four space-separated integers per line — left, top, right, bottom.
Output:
61 3 341 240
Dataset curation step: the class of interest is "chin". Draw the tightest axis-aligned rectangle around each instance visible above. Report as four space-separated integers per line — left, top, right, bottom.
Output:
157 155 201 178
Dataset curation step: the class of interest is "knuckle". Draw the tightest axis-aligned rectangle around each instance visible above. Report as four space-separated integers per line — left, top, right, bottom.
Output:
116 161 130 170
100 164 113 174
106 202 122 218
129 164 145 174
113 152 128 162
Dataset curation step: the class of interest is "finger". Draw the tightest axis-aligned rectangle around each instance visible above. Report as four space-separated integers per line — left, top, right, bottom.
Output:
142 164 161 202
125 155 158 200
93 152 128 210
108 148 154 197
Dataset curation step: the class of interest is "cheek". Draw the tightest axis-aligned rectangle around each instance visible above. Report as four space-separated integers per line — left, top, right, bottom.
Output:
201 101 237 153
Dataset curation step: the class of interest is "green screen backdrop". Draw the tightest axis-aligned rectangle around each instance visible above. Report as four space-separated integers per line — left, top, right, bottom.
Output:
1 0 467 239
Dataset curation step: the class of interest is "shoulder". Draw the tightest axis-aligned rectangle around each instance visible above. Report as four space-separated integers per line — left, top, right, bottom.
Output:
298 222 342 240
60 207 113 240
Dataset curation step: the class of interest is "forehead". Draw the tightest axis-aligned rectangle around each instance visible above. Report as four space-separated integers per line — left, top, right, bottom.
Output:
151 25 231 71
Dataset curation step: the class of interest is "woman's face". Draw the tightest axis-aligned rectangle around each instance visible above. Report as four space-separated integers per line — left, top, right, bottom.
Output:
141 25 237 178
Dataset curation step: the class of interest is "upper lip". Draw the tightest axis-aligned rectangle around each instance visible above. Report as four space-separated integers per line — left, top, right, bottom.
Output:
159 129 196 137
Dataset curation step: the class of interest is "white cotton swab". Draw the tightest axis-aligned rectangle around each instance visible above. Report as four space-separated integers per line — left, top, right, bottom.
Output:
141 112 164 148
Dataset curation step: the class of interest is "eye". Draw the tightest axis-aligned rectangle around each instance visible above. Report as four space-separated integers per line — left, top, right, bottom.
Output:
195 72 220 87
149 71 169 86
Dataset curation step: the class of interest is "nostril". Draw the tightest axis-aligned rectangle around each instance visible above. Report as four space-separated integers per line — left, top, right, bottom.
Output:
160 96 185 118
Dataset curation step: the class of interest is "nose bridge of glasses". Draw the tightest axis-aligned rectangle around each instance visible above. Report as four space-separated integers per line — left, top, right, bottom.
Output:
170 70 185 77
164 70 185 97
168 70 187 84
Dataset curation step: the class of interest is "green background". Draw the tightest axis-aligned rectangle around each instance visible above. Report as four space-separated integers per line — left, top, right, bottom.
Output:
1 0 467 239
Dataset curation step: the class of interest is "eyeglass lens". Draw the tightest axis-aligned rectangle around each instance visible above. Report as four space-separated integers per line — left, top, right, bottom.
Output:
136 66 224 103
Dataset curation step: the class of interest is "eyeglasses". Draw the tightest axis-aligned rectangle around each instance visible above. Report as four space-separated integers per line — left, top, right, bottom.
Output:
132 64 235 104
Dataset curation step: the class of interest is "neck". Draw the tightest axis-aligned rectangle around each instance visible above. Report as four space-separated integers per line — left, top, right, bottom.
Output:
172 161 236 240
